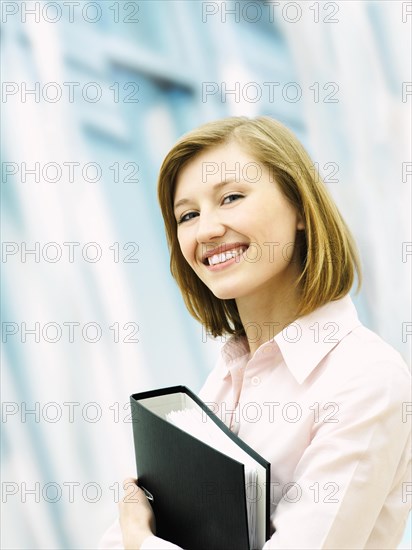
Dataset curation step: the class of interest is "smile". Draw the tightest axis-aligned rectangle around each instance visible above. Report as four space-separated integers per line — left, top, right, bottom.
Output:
207 246 248 266
200 245 250 273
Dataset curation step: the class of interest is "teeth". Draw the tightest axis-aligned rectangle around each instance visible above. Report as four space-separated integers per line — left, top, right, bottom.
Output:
208 247 246 266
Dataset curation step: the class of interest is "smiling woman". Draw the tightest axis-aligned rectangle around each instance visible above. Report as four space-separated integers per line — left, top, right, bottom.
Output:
172 140 307 353
159 117 361 341
99 117 411 550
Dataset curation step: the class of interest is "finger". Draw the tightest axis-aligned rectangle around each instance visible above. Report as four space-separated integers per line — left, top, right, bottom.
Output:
122 477 138 494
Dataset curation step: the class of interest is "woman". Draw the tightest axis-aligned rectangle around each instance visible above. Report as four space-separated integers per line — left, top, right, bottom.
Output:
99 117 411 549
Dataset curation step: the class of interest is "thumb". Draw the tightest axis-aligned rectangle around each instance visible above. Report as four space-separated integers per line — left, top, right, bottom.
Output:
122 477 138 495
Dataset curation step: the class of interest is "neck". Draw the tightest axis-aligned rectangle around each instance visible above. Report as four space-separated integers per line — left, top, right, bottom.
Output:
235 275 302 357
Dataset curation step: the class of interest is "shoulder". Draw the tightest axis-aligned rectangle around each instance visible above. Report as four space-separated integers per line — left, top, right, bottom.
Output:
336 323 409 373
320 324 411 402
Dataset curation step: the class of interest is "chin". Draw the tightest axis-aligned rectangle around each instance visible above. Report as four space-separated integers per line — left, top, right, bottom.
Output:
212 291 237 300
209 284 245 301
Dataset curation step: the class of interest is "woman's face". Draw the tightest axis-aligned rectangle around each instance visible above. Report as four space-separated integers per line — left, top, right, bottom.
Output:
173 141 305 302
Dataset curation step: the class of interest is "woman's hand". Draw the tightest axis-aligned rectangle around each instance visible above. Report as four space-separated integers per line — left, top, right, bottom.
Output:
118 477 156 550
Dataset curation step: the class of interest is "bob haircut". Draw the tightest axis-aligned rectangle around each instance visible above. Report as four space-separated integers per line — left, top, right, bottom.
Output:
157 116 362 338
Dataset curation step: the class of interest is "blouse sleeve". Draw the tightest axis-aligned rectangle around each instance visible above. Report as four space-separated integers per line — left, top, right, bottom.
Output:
262 359 411 549
97 518 124 549
97 519 182 549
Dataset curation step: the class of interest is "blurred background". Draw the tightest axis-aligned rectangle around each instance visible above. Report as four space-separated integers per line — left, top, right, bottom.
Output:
1 0 411 548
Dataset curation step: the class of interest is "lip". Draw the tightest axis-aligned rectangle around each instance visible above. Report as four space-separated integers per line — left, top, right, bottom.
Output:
201 242 249 265
204 250 247 271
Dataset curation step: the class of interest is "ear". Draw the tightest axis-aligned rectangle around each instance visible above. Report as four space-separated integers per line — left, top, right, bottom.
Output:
296 213 305 230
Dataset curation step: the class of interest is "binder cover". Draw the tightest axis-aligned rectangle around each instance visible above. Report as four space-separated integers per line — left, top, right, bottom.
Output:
130 385 270 550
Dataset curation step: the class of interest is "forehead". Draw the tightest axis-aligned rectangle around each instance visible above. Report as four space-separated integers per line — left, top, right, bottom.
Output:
175 141 263 194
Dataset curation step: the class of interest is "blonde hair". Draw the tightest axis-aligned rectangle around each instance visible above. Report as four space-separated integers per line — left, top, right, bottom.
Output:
157 116 362 337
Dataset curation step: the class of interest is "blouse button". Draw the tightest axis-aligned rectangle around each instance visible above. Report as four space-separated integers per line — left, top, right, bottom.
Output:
251 376 261 386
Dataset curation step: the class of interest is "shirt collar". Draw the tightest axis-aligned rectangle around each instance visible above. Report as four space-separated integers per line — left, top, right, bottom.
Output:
217 294 362 384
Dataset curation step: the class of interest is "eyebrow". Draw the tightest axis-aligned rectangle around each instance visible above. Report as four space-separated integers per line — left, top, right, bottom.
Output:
173 179 237 212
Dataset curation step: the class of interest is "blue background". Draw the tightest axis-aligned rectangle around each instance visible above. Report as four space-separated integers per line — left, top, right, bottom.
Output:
1 1 411 548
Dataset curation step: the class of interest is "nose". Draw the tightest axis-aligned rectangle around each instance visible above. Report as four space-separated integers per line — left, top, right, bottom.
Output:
196 209 226 244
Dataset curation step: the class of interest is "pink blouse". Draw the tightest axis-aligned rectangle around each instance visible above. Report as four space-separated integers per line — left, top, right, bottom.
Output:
98 295 411 549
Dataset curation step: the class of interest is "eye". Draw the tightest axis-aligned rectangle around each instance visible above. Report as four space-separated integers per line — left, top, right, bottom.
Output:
222 193 243 204
177 211 199 225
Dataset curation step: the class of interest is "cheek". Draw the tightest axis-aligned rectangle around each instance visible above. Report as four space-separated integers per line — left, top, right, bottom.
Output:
262 206 298 243
177 232 195 264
